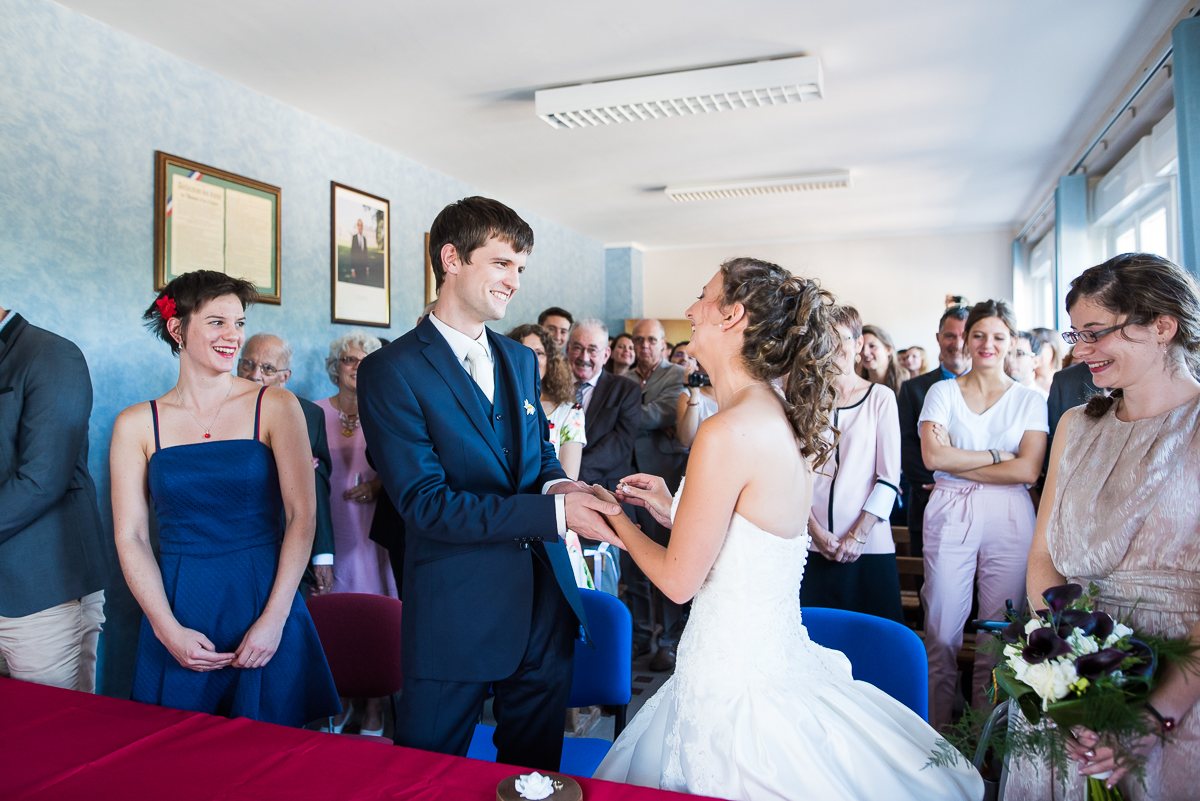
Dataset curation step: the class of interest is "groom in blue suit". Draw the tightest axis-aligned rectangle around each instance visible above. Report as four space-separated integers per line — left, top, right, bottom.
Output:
358 197 621 771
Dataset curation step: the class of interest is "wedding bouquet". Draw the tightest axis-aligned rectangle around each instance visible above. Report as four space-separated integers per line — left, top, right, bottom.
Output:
978 582 1196 800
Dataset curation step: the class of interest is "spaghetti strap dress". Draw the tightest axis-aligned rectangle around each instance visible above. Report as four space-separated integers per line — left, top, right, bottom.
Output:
130 387 341 726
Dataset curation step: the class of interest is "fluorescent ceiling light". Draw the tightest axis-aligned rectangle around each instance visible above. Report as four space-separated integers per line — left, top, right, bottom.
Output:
535 56 823 130
664 171 851 202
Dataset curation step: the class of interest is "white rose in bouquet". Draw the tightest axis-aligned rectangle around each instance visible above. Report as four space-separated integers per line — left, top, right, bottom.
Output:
1067 629 1100 655
1016 658 1078 707
1104 622 1134 648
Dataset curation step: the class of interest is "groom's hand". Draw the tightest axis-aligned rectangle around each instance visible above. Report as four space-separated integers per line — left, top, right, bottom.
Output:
546 480 593 495
564 492 623 546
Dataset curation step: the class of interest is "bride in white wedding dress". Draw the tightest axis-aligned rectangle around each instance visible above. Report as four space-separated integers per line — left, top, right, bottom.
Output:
590 258 983 801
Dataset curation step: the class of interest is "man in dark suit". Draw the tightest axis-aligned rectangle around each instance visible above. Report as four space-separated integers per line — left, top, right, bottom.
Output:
358 197 620 771
238 333 335 594
896 305 971 558
0 308 108 691
566 318 641 594
1044 360 1097 475
350 219 369 280
628 318 688 670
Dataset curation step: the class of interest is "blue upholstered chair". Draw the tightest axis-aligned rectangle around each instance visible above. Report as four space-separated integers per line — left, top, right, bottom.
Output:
467 589 632 776
801 606 929 721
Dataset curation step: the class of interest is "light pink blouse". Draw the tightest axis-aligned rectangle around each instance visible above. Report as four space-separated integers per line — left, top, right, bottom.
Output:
810 383 901 555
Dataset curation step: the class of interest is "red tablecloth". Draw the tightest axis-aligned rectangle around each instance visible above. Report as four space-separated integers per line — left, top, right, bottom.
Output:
0 678 703 801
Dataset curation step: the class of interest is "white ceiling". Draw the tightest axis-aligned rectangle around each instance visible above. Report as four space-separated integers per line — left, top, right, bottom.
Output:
61 0 1178 249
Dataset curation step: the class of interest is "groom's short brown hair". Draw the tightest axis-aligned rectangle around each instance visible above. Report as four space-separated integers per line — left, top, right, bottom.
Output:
428 197 535 291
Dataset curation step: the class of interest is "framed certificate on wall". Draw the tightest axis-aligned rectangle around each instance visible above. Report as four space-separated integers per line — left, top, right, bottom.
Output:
331 182 390 328
153 152 282 304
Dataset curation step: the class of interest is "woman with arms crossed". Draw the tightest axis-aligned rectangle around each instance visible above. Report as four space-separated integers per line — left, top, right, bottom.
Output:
111 271 339 725
591 258 981 800
1007 254 1200 800
918 300 1047 731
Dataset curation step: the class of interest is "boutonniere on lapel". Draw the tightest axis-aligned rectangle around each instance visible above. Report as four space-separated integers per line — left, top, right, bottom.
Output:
523 399 536 416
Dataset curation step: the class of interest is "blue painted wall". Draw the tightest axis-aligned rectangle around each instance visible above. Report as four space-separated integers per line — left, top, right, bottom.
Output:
0 0 605 695
604 246 644 334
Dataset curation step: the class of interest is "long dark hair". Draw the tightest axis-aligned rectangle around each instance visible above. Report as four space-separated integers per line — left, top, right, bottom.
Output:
1066 253 1200 418
507 323 574 407
719 257 840 467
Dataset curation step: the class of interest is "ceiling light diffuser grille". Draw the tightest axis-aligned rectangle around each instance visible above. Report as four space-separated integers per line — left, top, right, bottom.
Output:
664 171 851 202
536 56 822 129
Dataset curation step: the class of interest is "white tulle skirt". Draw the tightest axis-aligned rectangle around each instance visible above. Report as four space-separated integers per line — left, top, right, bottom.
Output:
594 672 983 801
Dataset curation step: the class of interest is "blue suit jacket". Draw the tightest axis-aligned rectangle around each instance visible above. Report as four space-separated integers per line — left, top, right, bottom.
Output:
358 316 587 682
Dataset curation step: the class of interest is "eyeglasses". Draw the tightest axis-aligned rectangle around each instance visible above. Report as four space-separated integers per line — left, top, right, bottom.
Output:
1061 322 1133 345
339 355 363 367
237 359 285 377
568 343 604 358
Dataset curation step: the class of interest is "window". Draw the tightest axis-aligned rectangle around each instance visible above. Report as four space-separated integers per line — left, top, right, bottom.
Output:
1105 186 1176 262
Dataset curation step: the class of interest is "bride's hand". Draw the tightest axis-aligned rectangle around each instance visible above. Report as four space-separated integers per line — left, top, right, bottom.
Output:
614 474 673 530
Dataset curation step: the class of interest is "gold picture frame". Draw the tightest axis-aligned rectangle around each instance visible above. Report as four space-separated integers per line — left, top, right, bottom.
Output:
154 152 281 304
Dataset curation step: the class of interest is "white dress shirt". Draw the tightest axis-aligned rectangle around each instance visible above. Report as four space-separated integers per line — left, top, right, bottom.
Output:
0 309 15 334
428 312 567 536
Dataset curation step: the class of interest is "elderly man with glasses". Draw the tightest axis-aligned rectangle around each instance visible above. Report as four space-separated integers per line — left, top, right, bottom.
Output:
238 333 336 595
566 319 642 596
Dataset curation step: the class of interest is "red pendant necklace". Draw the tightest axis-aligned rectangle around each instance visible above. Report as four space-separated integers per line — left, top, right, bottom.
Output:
176 381 234 440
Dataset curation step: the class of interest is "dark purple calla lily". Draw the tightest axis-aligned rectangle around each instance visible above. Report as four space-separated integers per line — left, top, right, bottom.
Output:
1022 627 1073 664
1001 621 1024 644
1057 609 1098 638
1042 584 1084 615
1075 648 1127 679
1125 639 1156 677
1092 611 1115 641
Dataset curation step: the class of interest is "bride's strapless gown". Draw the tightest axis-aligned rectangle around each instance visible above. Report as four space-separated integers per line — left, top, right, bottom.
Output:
593 482 983 800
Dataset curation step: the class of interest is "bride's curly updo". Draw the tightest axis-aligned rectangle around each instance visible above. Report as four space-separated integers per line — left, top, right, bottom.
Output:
719 257 840 467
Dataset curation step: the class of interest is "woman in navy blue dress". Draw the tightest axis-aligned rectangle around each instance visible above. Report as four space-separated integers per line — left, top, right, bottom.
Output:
111 270 340 726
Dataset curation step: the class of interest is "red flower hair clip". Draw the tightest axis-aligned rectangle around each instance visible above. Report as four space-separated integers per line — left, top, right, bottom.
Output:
156 295 177 321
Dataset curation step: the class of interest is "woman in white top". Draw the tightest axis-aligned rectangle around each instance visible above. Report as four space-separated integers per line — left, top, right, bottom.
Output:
918 300 1048 731
803 305 904 623
507 324 592 589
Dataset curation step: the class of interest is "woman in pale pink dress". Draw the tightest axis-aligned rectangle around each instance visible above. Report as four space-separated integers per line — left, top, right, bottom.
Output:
319 331 396 736
1009 253 1200 801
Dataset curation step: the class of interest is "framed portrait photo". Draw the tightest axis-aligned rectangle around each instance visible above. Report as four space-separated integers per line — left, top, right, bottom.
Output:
154 152 282 303
331 182 390 327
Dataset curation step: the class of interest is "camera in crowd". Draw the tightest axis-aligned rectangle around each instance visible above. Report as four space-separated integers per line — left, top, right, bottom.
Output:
687 371 711 388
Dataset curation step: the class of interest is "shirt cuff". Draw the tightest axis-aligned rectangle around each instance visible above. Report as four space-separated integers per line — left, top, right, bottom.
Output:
311 553 333 566
553 495 566 539
862 481 899 521
542 479 573 539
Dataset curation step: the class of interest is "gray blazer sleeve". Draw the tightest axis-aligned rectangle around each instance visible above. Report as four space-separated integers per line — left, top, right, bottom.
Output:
0 340 93 545
640 364 686 431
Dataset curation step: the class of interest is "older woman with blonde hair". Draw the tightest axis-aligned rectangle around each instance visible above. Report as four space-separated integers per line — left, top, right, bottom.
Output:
319 331 394 736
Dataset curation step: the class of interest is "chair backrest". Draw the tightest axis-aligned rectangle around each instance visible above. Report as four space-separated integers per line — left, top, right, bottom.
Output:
568 589 632 708
306 593 403 699
801 606 929 721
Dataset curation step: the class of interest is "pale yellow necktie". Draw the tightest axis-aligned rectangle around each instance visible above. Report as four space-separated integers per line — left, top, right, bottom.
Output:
465 342 494 404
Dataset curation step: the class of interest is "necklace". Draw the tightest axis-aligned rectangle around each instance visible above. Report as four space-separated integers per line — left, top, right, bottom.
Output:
726 381 764 404
175 381 234 439
332 395 360 437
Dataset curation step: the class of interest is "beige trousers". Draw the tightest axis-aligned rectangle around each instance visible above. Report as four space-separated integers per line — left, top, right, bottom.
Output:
0 590 106 692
